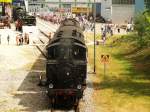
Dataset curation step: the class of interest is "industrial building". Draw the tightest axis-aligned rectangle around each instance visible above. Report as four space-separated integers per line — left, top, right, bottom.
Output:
27 0 149 24
28 0 45 13
101 0 148 24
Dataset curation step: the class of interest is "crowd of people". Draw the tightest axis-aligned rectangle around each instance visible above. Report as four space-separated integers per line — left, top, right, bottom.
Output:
38 12 133 34
0 33 29 46
101 23 133 42
16 33 29 46
38 12 134 45
0 34 10 45
38 12 96 31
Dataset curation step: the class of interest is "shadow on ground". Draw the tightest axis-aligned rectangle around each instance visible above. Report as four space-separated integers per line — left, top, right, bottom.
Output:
13 53 50 111
13 49 78 111
89 77 150 97
88 43 150 97
106 50 149 96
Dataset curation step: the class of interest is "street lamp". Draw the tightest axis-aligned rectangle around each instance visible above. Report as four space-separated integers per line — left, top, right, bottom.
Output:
93 0 96 73
87 0 91 16
2 2 5 16
59 0 61 9
75 0 77 7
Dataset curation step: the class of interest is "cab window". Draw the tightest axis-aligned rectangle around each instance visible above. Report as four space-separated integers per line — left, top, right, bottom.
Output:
48 46 59 59
72 45 86 60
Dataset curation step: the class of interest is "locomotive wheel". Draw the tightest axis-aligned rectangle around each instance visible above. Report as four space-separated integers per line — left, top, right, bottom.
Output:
50 107 54 112
74 98 80 112
49 98 55 112
74 105 79 112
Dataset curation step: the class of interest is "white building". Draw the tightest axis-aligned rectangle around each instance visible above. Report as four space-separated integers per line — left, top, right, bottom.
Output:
29 0 137 24
101 0 135 24
101 0 112 22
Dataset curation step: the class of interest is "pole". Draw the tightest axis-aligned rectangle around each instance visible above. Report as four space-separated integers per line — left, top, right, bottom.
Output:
104 63 106 79
24 0 28 12
93 0 96 73
87 0 91 16
75 0 77 7
59 0 61 9
2 2 5 16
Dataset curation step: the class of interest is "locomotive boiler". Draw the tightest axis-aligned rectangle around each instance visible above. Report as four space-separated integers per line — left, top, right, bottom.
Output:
46 19 87 112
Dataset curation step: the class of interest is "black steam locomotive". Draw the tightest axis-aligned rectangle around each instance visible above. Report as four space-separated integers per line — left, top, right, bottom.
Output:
46 19 87 112
13 7 36 31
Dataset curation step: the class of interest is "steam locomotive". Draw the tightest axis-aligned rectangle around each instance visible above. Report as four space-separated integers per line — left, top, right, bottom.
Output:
13 7 36 31
46 19 87 112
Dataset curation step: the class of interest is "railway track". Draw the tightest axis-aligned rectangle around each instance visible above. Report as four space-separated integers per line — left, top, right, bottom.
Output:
32 31 48 59
33 22 95 112
37 18 57 34
33 19 57 58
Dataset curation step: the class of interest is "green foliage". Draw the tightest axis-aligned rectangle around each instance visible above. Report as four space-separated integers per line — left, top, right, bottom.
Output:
134 11 150 48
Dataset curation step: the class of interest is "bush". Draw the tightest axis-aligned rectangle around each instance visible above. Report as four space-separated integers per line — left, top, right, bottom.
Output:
134 10 150 47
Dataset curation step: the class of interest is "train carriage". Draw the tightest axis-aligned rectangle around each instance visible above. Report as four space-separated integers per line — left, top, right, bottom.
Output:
13 7 36 31
46 19 87 112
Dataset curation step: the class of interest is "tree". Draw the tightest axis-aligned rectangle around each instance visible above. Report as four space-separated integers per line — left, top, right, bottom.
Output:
134 10 150 47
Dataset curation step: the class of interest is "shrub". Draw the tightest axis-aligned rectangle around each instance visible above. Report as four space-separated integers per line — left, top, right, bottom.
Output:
134 10 150 47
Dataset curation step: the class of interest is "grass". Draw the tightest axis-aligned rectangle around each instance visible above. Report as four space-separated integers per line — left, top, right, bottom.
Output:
87 33 150 112
5 108 19 112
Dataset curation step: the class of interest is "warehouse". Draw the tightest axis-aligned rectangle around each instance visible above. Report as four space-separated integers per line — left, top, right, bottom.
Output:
28 0 148 24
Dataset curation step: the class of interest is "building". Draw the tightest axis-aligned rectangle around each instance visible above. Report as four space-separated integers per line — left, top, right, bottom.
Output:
144 0 150 9
28 0 45 13
111 0 135 24
135 0 145 13
102 0 148 24
44 0 102 15
28 0 148 23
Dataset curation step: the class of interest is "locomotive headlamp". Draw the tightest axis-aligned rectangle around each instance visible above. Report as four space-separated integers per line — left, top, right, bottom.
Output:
49 84 53 89
67 72 70 76
77 84 82 89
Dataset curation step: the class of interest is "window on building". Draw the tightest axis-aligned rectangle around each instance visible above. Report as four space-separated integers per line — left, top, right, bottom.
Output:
145 0 150 9
112 0 135 4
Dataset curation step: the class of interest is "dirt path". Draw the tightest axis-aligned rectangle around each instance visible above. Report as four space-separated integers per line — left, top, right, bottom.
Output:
79 66 95 112
0 45 49 112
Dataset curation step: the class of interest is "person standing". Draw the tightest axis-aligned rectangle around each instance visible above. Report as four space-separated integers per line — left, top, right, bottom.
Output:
7 35 10 45
91 22 94 31
102 31 106 41
110 29 113 36
24 33 29 44
0 34 1 44
20 34 23 45
16 34 19 45
48 32 51 42
117 25 120 33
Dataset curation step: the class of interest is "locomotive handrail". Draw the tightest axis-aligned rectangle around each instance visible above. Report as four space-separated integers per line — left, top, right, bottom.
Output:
46 42 60 48
74 42 86 48
61 18 80 28
50 37 85 45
